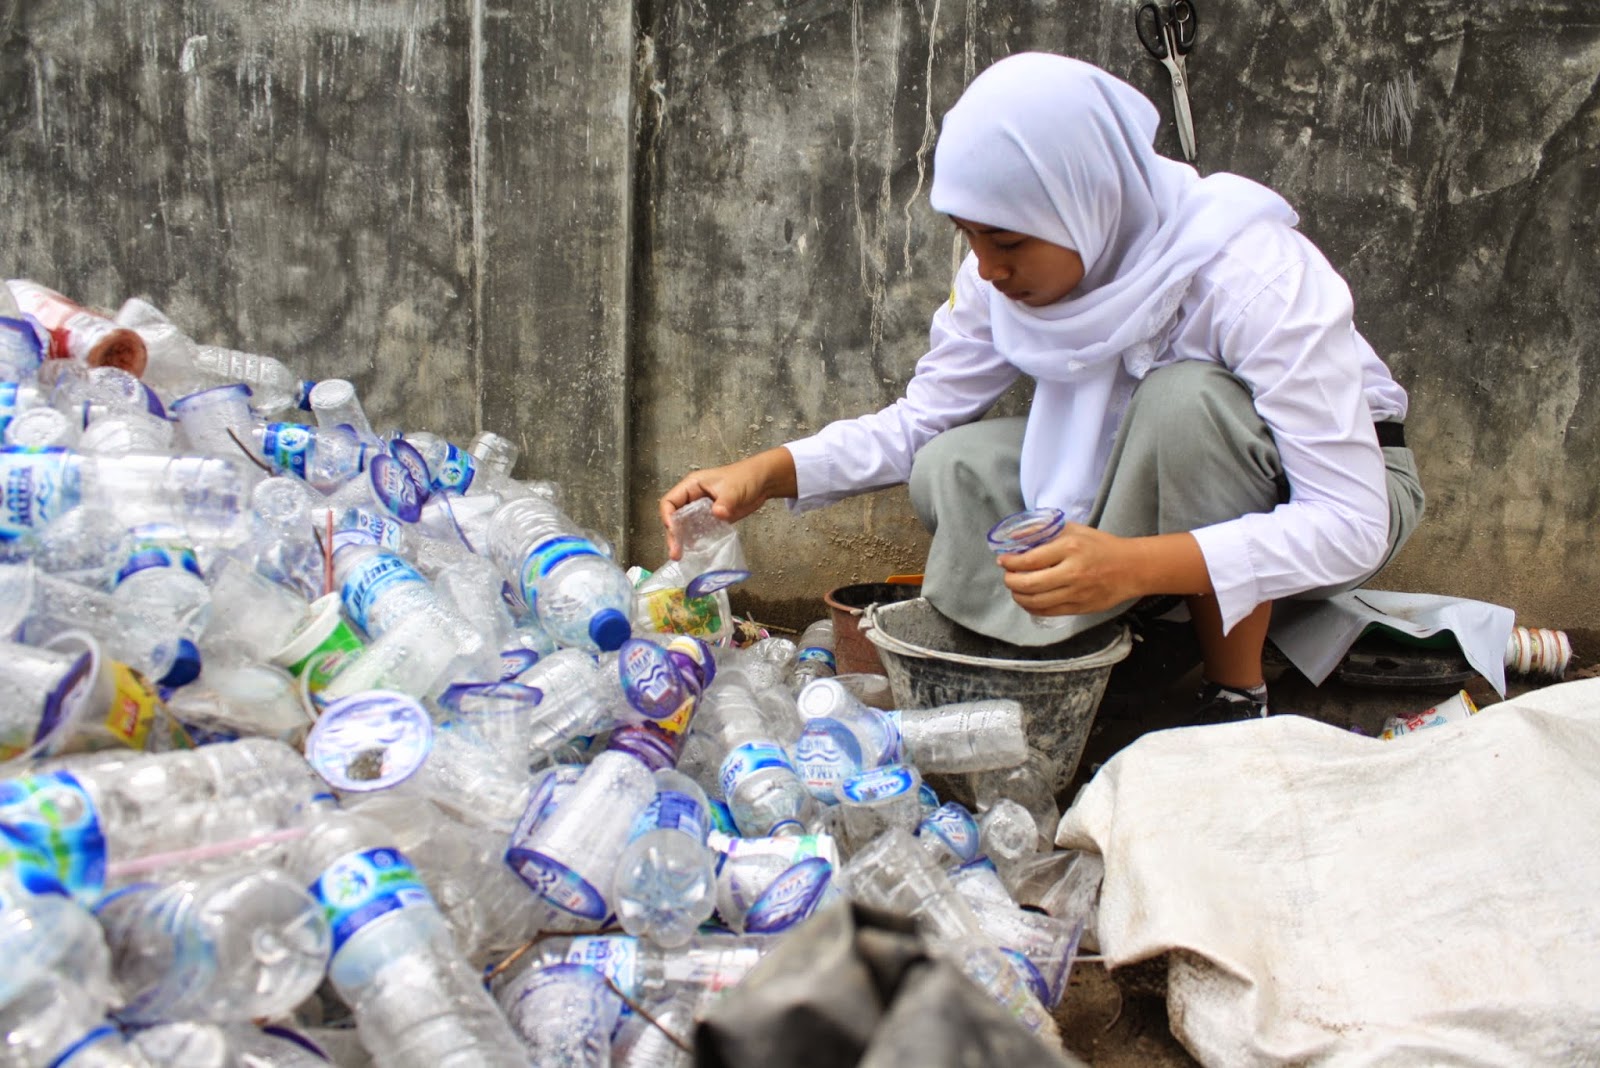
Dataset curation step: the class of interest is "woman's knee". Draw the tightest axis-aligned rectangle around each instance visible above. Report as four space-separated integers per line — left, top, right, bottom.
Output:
909 418 1025 529
1125 362 1279 482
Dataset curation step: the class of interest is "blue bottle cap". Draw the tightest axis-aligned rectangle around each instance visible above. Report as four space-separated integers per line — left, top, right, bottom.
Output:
589 608 632 652
158 639 203 688
297 381 317 411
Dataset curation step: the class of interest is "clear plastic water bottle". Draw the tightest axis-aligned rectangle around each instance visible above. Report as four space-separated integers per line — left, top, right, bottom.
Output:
401 431 478 494
0 739 325 902
790 618 837 689
836 763 924 855
0 861 117 1011
0 447 252 548
193 345 311 417
486 497 633 653
127 1022 333 1067
699 673 817 837
793 678 900 801
308 379 379 446
497 932 772 1010
611 988 695 1068
613 769 718 947
333 541 493 678
962 894 1081 1008
291 806 526 1067
971 747 1061 850
467 430 519 480
713 833 840 936
978 798 1040 893
18 564 180 681
886 699 1029 774
915 801 982 869
0 971 155 1068
506 750 656 926
495 962 620 1066
516 648 624 763
109 524 212 644
250 423 370 493
95 868 331 1024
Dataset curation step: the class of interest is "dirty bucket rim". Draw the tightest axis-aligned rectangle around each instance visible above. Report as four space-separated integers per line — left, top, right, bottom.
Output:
860 598 1132 673
823 581 923 618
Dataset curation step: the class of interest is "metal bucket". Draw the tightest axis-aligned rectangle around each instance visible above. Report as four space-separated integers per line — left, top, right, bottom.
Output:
861 598 1132 794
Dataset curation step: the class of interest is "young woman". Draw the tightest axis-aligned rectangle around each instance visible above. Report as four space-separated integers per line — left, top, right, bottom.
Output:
659 53 1423 723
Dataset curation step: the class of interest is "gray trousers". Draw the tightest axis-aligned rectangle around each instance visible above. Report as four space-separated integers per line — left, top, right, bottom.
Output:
908 362 1426 647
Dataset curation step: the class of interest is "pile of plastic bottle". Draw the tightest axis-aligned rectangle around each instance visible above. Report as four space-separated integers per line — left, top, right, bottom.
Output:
0 280 1103 1067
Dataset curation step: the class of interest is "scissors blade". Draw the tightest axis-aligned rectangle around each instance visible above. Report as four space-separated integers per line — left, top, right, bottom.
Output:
1168 60 1198 161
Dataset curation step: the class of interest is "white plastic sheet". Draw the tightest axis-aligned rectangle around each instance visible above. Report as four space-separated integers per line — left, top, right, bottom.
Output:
1056 679 1600 1066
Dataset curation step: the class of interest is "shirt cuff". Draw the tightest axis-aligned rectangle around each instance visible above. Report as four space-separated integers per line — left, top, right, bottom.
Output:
782 436 842 514
1190 520 1262 635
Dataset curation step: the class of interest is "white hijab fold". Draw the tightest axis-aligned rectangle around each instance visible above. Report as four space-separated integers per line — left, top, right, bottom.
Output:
929 53 1298 515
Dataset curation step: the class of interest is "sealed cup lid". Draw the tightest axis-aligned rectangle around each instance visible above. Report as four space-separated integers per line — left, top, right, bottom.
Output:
306 690 433 792
366 454 424 524
388 439 433 504
986 507 1066 555
617 639 689 720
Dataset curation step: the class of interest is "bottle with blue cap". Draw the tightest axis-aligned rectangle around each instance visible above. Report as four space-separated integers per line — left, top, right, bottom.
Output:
290 803 526 1066
485 496 633 653
108 523 212 646
249 422 370 493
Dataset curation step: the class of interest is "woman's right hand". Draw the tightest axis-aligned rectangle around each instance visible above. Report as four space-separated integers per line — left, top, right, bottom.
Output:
658 447 798 559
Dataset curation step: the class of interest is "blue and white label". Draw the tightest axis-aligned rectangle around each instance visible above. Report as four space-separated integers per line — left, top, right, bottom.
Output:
551 936 641 1000
917 802 980 863
0 772 105 901
0 825 69 899
0 316 45 376
335 507 404 551
794 719 865 802
631 789 709 844
518 536 603 607
114 525 203 586
340 552 427 635
261 423 315 480
499 647 541 681
387 440 433 502
430 442 476 494
708 798 739 836
311 847 433 954
512 851 608 920
617 639 690 721
840 764 917 804
366 454 423 523
796 647 837 673
0 447 82 542
745 856 834 934
719 742 796 800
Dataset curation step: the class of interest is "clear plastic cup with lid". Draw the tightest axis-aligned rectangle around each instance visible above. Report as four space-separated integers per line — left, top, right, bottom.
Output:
986 507 1075 632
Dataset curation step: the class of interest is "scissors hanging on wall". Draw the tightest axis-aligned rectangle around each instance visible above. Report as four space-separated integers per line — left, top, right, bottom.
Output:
1136 0 1199 162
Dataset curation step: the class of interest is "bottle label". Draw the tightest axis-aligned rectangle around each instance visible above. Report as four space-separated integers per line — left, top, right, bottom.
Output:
794 719 865 801
510 851 608 921
552 935 640 1000
918 802 980 863
840 764 917 804
708 798 739 836
745 856 834 934
796 647 837 672
719 742 796 801
334 507 404 551
114 525 204 586
311 847 434 954
366 454 423 523
99 662 161 750
498 647 540 681
0 447 82 542
387 440 433 502
631 790 709 844
639 586 725 639
1001 947 1052 1007
0 772 106 900
340 552 427 634
0 825 69 899
518 536 603 606
0 646 93 764
431 443 476 494
262 423 314 480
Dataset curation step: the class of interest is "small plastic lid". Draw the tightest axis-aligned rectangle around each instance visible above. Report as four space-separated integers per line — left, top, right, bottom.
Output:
308 378 356 409
158 639 203 688
617 638 688 720
590 608 632 653
270 594 343 668
170 383 253 412
306 690 433 792
986 507 1067 555
686 568 752 599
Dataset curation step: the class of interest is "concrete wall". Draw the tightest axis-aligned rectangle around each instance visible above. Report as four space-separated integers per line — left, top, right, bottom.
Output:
2 1 1596 627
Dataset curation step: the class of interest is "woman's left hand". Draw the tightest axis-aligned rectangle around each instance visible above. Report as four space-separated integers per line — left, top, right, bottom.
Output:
997 523 1149 616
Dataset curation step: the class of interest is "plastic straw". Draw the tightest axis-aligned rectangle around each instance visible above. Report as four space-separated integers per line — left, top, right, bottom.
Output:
105 825 308 880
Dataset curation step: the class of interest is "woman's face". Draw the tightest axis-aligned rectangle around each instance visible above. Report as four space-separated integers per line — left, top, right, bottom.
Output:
951 217 1086 307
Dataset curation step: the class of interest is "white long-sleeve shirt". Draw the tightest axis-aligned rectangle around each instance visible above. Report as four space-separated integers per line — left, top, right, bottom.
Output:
784 221 1409 633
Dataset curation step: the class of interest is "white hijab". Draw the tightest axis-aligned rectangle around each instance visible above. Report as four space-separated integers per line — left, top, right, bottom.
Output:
929 53 1298 516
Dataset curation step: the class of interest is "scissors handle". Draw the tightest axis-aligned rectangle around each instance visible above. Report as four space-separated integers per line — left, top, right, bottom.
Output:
1135 2 1170 59
1169 0 1198 56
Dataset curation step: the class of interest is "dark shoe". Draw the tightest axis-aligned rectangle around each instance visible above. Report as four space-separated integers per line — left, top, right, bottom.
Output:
1189 681 1270 725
